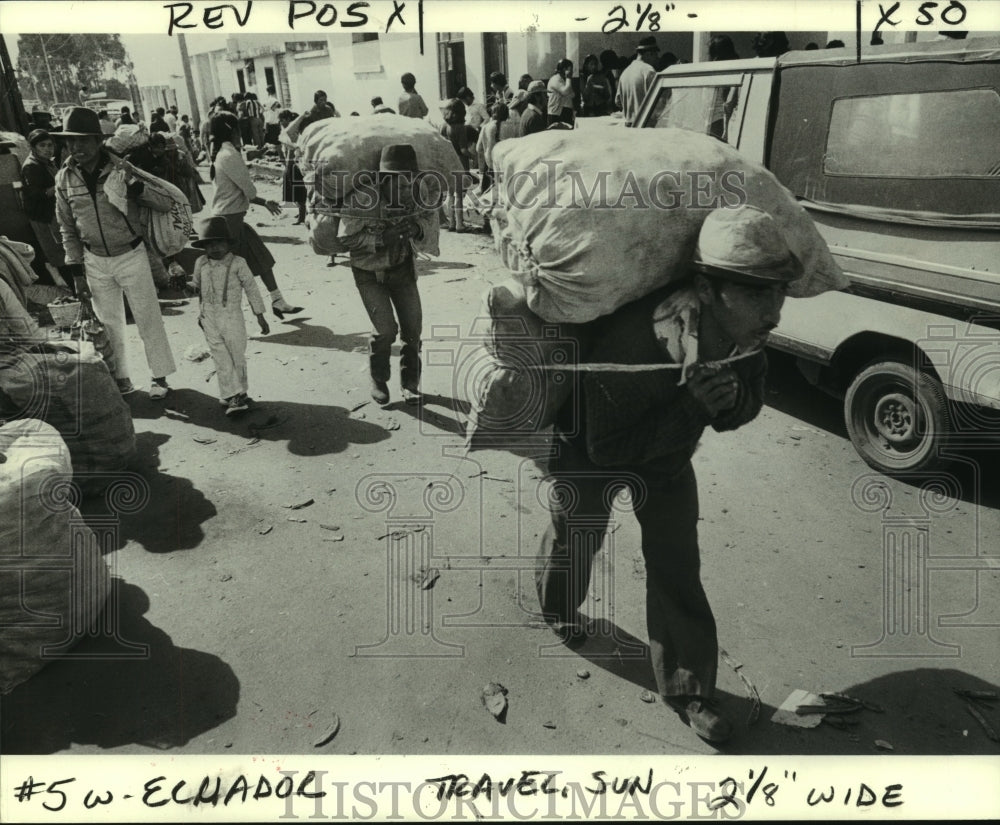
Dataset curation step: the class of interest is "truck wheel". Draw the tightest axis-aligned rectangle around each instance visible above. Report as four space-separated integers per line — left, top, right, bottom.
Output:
844 360 951 474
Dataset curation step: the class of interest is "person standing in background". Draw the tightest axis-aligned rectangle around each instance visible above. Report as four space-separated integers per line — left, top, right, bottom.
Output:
616 37 660 126
580 54 613 117
398 72 429 118
264 86 282 145
519 81 548 136
164 105 178 132
20 129 74 289
244 92 265 149
547 59 576 126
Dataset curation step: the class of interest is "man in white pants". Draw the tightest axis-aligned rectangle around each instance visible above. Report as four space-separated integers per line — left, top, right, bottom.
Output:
55 107 176 398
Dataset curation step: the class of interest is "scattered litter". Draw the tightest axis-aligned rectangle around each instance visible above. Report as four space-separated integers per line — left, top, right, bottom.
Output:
386 419 400 431
720 648 761 725
419 568 441 590
287 516 307 523
163 408 190 420
313 715 341 747
323 535 345 543
874 739 894 751
640 690 656 704
576 669 590 680
445 277 467 283
184 343 212 362
771 689 824 728
247 437 260 446
378 529 410 541
220 574 232 582
350 401 369 413
258 525 273 535
193 436 216 445
482 683 508 721
320 523 342 532
285 498 315 510
483 476 514 483
542 721 556 729
963 701 999 742
204 369 217 383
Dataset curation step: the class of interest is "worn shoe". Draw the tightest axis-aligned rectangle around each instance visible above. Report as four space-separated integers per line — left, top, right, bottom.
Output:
665 696 733 744
370 379 390 406
271 298 303 319
225 394 249 416
401 387 421 406
148 381 169 400
116 378 136 396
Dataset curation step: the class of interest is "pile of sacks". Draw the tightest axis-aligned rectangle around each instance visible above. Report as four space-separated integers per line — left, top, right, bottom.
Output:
298 114 465 259
0 419 111 694
465 128 849 448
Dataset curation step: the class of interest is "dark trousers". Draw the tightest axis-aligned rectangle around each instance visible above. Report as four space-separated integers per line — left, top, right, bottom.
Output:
536 437 718 699
351 258 422 390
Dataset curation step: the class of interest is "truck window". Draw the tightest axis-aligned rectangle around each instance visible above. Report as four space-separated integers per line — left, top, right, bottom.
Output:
643 79 744 145
826 90 1000 178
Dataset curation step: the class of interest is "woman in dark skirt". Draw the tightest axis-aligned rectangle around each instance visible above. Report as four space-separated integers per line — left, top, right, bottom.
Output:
209 111 303 319
278 110 307 224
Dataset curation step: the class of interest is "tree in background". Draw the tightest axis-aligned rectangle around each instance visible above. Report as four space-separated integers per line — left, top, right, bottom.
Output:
15 33 131 107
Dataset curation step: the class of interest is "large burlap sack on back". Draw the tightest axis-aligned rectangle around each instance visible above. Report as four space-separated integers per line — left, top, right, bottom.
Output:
298 113 465 203
106 123 149 156
0 343 135 494
490 128 848 324
0 419 110 694
463 280 592 451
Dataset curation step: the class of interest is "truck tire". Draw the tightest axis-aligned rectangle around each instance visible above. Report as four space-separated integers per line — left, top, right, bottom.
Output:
844 359 951 475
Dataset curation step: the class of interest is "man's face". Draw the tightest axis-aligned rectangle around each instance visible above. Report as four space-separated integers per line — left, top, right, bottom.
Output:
66 135 102 167
702 278 787 350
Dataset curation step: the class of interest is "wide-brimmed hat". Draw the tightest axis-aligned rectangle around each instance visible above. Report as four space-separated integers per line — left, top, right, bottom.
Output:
379 144 419 174
27 129 52 147
57 107 106 137
692 205 802 286
192 216 232 248
636 36 660 53
526 80 547 96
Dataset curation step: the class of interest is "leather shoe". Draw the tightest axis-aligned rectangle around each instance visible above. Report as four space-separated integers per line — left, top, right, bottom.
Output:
665 696 733 744
370 379 390 406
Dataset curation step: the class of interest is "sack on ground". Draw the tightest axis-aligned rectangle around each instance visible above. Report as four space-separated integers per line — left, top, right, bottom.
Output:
463 279 592 451
0 343 135 494
298 113 464 203
490 128 848 324
0 419 110 694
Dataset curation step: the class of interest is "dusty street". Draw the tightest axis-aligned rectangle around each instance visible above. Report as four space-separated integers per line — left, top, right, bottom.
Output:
2 170 998 758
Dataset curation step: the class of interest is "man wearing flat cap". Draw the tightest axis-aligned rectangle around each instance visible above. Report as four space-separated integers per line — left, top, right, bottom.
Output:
54 107 177 398
537 205 800 746
519 80 549 137
616 36 660 126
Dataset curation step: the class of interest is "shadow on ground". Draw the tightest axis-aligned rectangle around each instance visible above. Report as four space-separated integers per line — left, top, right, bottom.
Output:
0 580 240 753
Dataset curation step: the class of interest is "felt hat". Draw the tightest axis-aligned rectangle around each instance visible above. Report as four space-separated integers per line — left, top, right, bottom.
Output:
526 80 547 95
378 144 419 174
192 216 232 248
636 36 660 53
509 89 530 109
57 107 105 137
692 205 802 286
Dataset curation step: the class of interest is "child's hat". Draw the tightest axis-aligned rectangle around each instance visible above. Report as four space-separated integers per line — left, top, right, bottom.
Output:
192 216 232 248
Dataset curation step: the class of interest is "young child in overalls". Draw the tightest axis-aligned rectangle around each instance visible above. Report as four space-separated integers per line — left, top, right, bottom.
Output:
190 216 270 415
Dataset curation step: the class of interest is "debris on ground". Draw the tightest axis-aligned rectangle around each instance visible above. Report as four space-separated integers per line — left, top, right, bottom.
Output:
640 690 656 704
542 721 556 729
482 683 508 722
955 689 999 742
313 715 341 747
184 343 212 362
576 669 590 680
258 525 273 535
164 408 190 420
720 647 761 725
320 524 342 532
285 498 315 510
874 739 894 751
323 535 345 543
287 516 307 523
192 436 216 445
771 689 824 728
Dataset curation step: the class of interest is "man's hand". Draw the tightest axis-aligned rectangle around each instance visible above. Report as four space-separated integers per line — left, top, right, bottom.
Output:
686 364 740 418
264 199 282 216
257 314 270 335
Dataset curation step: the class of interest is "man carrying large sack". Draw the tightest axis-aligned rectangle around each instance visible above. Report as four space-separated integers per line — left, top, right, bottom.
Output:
536 205 798 745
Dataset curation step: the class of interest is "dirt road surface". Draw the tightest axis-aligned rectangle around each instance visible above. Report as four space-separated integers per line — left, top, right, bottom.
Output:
3 171 999 759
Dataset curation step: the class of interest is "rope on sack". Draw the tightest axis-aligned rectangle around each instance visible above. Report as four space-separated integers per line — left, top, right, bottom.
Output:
528 349 760 372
